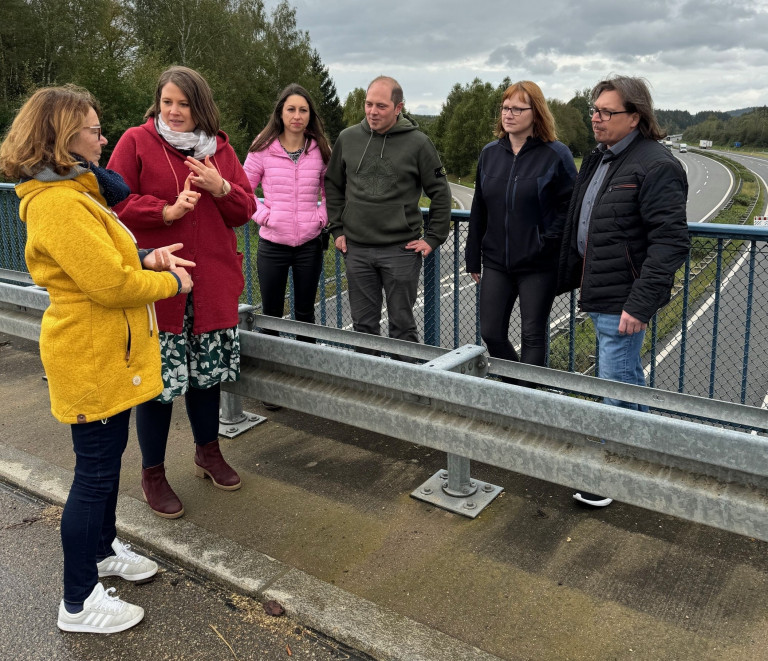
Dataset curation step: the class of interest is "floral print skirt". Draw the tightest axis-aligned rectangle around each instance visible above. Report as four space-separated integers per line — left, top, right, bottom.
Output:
153 294 240 403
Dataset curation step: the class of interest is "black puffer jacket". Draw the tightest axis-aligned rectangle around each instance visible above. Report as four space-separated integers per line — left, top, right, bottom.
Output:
466 136 577 274
558 134 690 322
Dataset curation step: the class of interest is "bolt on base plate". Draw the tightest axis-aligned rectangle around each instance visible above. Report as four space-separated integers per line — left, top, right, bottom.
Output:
411 470 503 519
218 412 267 438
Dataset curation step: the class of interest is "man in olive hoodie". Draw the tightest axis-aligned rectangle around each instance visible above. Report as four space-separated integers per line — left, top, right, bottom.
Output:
325 76 451 345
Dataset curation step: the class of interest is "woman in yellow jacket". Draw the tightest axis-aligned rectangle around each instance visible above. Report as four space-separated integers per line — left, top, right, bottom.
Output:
0 86 194 634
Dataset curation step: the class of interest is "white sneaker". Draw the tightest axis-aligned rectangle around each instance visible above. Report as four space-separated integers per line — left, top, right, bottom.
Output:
57 582 144 634
97 538 158 582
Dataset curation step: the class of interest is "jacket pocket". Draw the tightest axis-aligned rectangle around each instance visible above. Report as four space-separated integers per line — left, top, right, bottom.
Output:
624 243 640 279
341 200 415 237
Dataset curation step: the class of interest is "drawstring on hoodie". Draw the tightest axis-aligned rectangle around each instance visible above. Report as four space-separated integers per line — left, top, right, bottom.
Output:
355 131 375 174
83 192 158 338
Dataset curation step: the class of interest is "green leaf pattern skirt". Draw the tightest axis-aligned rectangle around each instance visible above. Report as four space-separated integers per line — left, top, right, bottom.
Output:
153 294 240 403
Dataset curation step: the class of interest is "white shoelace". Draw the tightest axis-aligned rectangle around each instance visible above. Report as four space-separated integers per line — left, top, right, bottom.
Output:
95 587 126 613
114 541 140 562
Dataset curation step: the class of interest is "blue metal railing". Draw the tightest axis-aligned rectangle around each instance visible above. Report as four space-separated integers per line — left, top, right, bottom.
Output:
2 182 767 407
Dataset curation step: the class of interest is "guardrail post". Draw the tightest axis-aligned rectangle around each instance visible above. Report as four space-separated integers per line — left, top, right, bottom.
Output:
218 305 267 438
411 345 503 518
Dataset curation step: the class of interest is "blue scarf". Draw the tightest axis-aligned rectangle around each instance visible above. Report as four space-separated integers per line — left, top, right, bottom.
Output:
29 156 131 208
73 155 131 207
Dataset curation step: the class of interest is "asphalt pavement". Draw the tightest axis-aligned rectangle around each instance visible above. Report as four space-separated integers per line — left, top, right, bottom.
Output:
0 481 371 661
4 331 768 661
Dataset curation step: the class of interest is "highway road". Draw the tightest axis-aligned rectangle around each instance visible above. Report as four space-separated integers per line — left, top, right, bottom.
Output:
646 149 768 407
676 150 734 222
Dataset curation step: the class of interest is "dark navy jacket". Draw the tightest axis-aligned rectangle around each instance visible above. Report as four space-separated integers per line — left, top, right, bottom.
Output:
466 136 577 274
557 135 690 322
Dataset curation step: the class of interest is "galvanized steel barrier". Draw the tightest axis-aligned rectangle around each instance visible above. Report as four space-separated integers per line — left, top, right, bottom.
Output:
3 280 768 542
4 181 768 411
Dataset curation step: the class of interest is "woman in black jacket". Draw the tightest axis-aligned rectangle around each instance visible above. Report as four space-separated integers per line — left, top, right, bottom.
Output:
466 80 577 376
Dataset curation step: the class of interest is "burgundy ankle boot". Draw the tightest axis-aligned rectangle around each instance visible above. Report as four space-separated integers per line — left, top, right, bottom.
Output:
194 440 241 490
141 463 184 518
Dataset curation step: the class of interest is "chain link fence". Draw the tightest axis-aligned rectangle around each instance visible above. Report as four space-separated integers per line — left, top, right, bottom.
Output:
4 183 768 409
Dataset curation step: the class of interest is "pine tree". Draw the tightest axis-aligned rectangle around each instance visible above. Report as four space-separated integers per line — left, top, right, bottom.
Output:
310 50 344 144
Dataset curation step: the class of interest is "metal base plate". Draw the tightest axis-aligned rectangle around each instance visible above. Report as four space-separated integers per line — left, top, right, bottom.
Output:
411 470 503 519
218 411 267 438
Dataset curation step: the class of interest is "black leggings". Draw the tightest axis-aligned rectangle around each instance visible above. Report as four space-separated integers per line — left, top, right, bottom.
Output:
257 236 323 342
479 267 558 368
136 383 220 468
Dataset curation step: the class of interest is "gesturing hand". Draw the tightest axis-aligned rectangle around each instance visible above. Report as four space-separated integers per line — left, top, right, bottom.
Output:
142 243 196 271
165 174 201 223
185 155 226 194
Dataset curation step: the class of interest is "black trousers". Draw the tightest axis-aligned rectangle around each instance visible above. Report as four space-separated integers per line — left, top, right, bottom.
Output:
257 236 323 341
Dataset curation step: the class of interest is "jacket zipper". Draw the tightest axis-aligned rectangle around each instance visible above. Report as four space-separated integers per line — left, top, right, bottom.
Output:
625 244 640 278
505 152 519 271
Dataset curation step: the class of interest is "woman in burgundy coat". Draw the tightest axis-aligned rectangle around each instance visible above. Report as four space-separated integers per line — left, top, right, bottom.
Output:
109 66 256 518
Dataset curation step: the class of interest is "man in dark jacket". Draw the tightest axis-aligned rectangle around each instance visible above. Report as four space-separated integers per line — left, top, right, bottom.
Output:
558 75 690 508
325 76 451 346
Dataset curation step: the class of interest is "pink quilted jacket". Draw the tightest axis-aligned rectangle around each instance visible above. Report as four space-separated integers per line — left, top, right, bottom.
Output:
243 138 328 247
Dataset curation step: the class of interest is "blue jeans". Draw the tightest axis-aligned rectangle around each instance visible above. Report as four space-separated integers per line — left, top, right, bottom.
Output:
61 409 130 604
589 312 649 412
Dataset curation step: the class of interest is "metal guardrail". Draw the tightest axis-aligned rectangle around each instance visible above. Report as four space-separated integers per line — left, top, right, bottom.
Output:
3 281 768 541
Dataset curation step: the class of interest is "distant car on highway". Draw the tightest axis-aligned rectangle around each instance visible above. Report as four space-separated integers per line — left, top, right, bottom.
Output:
679 143 688 153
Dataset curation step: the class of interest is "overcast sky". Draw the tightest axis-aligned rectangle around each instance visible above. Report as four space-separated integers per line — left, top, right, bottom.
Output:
265 0 768 115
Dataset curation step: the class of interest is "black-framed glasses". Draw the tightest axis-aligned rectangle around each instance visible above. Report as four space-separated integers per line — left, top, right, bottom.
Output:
84 125 102 138
500 106 532 116
589 107 630 121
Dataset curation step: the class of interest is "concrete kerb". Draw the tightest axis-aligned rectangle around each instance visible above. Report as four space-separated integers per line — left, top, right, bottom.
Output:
0 443 501 661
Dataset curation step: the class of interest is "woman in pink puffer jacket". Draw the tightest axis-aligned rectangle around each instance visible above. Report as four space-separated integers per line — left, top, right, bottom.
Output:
243 84 331 341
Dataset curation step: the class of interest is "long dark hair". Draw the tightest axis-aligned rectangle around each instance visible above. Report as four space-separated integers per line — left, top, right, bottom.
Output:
248 84 331 163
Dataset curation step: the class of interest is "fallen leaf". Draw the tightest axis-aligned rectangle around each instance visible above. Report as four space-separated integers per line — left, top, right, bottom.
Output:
263 600 285 617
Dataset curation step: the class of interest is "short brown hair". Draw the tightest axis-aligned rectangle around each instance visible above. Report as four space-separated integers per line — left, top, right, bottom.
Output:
495 81 557 142
0 85 98 179
145 66 220 136
591 76 664 141
367 76 404 108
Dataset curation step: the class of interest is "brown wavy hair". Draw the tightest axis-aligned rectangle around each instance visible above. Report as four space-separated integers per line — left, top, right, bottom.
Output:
145 66 220 136
494 80 557 142
0 85 99 179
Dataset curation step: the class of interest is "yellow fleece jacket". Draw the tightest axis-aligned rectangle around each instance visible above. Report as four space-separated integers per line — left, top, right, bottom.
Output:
17 173 179 424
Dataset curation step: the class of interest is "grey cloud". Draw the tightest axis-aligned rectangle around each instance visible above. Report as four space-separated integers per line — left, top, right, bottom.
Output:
487 45 524 66
266 0 768 114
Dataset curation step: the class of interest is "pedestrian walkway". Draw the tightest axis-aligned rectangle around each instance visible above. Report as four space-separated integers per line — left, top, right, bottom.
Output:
3 331 768 660
0 481 372 660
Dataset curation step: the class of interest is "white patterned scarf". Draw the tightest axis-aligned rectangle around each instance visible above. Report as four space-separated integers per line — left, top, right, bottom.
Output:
155 116 218 159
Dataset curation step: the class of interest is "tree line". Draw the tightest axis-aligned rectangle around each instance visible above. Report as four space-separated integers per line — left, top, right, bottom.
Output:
0 0 344 164
341 78 768 177
681 107 768 148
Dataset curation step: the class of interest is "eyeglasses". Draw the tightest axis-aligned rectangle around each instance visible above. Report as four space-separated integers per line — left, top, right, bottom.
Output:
83 125 102 138
589 107 631 121
500 106 532 116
